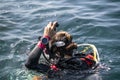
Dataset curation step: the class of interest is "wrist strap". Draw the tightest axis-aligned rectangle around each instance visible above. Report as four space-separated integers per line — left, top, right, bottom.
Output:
44 35 50 40
37 35 50 49
37 41 46 49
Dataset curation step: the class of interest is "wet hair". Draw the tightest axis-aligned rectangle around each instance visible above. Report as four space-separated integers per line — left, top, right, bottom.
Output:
51 31 72 44
50 31 77 58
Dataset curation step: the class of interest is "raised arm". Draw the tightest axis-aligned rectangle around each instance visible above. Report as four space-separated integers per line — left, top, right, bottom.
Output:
25 21 58 70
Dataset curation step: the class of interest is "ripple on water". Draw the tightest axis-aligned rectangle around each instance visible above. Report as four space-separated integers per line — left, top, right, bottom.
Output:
0 0 120 80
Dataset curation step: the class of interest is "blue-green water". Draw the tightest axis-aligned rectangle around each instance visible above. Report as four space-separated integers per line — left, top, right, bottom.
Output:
0 0 120 80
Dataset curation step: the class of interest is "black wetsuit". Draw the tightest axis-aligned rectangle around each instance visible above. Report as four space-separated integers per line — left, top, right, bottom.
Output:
25 44 95 73
25 45 50 72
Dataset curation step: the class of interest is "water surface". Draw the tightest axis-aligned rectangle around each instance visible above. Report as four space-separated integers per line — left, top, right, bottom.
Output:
0 0 120 80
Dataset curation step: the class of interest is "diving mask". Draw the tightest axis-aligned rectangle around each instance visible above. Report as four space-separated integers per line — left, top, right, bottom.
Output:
53 41 65 47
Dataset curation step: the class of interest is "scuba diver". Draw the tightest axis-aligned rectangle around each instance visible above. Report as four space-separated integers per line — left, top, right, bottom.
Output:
25 21 98 78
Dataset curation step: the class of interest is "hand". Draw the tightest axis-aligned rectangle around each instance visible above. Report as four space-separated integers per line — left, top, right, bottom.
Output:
43 21 58 38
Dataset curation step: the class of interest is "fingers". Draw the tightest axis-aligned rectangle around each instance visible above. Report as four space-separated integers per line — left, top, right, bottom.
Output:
47 22 53 28
47 21 58 30
44 21 58 37
52 21 58 30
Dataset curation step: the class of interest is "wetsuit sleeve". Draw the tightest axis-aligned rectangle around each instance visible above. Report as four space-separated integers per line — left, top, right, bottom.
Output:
25 35 51 71
25 44 43 69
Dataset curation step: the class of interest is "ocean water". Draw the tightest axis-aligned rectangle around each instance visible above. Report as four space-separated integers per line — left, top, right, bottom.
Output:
0 0 120 80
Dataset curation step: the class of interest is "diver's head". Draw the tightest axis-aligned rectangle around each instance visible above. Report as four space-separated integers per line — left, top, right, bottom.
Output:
50 31 77 58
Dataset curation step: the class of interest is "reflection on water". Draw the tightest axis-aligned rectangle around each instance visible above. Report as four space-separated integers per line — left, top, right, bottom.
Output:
9 68 103 80
0 0 120 80
84 74 102 80
9 63 111 80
